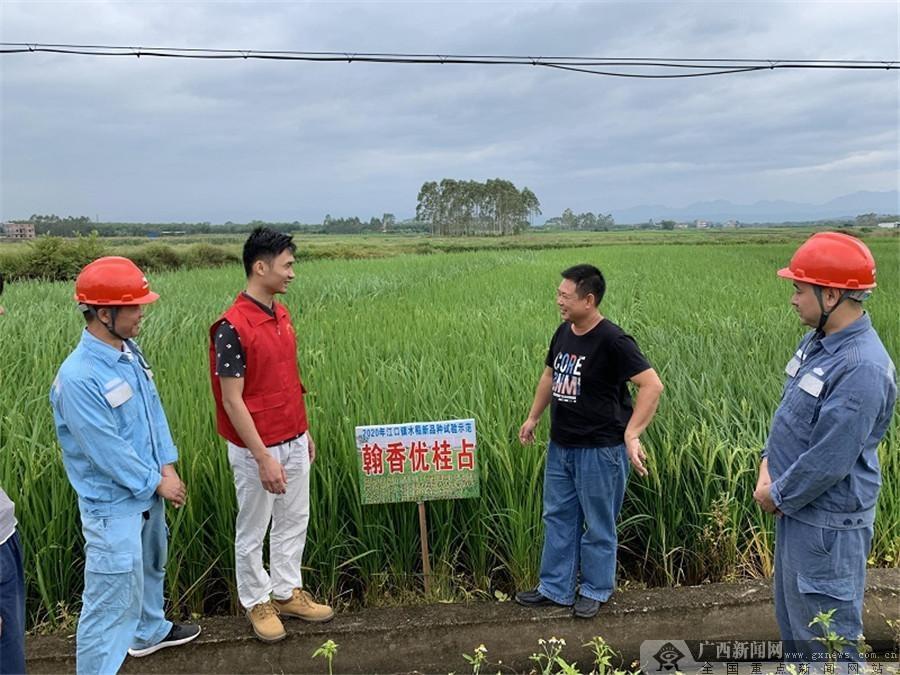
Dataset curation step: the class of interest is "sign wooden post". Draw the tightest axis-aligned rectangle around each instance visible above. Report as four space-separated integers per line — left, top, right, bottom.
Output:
417 501 432 595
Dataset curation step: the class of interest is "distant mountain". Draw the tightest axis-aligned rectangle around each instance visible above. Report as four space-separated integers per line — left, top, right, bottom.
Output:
610 190 899 224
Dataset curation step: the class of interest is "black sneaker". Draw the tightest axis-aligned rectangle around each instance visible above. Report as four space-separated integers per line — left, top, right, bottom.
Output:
128 623 202 658
573 594 603 618
515 588 570 607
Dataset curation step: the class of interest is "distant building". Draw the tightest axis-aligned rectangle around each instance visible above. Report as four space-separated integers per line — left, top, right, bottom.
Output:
695 220 709 229
1 222 35 239
723 220 738 229
877 221 899 229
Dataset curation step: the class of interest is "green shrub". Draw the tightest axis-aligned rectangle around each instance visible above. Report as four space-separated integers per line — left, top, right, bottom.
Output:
3 234 107 281
127 243 183 272
184 243 239 269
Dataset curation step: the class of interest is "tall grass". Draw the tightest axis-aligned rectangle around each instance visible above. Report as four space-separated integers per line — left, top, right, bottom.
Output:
1 240 896 626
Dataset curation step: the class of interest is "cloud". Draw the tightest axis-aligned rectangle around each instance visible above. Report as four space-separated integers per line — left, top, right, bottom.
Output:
1 1 897 221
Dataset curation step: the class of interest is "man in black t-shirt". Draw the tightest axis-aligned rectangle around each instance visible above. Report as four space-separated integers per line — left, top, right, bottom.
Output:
516 264 663 618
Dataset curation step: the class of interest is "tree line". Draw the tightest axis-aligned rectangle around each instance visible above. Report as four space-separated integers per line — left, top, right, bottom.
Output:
415 179 540 236
12 207 896 239
543 208 615 231
15 214 424 237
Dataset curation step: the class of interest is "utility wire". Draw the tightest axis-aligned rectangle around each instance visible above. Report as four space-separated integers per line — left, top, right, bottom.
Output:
1 43 897 78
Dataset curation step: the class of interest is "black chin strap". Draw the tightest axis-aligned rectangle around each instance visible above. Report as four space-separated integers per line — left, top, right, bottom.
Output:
813 286 852 337
84 305 128 341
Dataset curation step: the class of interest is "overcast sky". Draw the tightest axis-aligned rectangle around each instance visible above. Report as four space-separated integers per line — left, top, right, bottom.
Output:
1 1 897 223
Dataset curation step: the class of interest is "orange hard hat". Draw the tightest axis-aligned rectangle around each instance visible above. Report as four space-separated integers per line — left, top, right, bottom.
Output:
777 232 876 290
74 256 160 305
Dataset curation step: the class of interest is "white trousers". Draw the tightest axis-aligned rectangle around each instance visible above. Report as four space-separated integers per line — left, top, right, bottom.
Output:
228 435 310 609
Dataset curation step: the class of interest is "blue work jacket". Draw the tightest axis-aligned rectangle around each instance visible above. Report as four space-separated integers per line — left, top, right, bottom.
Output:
50 330 178 518
763 313 896 529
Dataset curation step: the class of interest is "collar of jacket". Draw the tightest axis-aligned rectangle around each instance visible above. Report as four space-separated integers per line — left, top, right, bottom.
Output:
78 328 132 366
233 292 288 327
819 312 872 355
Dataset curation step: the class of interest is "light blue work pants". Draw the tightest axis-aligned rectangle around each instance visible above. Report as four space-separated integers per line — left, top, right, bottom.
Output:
76 496 171 675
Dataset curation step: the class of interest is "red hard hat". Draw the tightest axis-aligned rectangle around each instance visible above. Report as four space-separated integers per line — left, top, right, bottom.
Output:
777 232 877 290
74 256 160 305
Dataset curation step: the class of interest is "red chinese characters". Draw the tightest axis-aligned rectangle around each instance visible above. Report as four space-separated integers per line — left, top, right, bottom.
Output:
457 438 475 471
362 435 477 476
409 441 430 472
361 442 384 476
431 439 453 471
386 442 407 474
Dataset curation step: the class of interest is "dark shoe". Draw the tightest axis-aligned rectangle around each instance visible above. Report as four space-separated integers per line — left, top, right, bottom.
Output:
128 623 202 658
573 594 603 618
515 588 569 607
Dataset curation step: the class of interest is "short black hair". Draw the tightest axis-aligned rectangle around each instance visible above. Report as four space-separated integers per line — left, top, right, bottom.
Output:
243 227 297 277
561 264 606 306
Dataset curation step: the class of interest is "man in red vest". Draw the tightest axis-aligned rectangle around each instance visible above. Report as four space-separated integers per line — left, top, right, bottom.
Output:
210 228 333 643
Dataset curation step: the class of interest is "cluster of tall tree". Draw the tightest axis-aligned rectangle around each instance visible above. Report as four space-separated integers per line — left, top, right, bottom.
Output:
416 179 540 236
544 208 615 231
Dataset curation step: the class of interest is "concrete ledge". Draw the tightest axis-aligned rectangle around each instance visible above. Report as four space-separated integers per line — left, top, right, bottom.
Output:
26 568 899 674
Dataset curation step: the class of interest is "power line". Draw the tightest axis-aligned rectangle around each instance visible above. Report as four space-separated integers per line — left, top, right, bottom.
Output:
1 43 897 78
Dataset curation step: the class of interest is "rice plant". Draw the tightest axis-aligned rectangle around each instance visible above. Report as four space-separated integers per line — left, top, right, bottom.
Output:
1 238 896 626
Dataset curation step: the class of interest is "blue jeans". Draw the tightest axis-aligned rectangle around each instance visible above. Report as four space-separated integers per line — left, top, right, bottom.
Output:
0 530 26 675
77 497 171 675
774 515 870 657
537 441 629 605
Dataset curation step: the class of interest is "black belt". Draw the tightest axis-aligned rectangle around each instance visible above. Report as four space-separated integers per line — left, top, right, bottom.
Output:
273 431 305 447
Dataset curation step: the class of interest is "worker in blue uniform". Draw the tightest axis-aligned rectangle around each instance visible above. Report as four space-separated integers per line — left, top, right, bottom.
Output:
50 257 201 674
754 232 896 654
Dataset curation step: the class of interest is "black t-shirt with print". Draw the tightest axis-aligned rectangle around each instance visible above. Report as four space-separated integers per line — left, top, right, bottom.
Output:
544 319 652 448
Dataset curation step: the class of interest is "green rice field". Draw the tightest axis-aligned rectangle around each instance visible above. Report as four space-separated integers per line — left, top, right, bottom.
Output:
0 236 897 627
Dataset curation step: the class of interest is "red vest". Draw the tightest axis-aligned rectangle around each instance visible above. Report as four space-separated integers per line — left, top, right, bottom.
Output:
209 293 309 447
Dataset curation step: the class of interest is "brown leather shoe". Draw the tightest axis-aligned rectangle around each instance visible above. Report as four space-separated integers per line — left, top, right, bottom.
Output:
247 601 286 642
273 588 335 623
